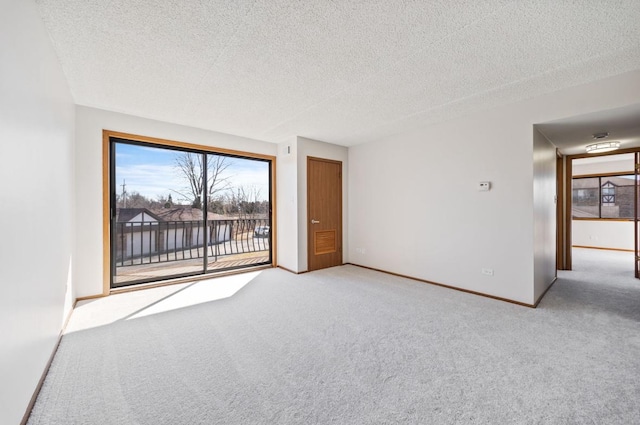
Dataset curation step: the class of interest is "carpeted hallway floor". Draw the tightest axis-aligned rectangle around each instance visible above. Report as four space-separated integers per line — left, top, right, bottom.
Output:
28 248 640 424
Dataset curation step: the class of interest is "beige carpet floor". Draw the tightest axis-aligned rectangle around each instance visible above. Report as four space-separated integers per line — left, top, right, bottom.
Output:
28 249 640 424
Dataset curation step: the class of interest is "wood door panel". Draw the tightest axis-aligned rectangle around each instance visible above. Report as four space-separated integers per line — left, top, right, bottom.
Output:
314 230 337 255
308 157 342 271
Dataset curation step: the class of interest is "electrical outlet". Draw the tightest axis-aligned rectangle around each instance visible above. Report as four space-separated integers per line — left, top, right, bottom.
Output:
481 268 494 276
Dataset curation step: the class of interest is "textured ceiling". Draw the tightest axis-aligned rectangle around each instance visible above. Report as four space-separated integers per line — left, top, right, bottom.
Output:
36 0 640 146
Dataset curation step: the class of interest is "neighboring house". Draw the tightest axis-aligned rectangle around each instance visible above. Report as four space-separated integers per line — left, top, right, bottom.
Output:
572 176 635 218
152 207 233 253
115 208 162 260
115 207 239 261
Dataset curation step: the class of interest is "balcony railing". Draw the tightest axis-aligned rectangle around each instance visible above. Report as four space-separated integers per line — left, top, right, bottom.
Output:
114 218 270 267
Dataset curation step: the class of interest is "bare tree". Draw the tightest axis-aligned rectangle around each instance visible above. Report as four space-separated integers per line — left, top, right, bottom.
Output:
173 153 232 208
237 185 266 219
117 191 153 208
207 155 232 198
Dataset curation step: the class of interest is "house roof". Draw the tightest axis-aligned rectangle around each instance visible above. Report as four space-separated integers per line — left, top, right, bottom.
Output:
150 207 229 222
117 207 230 222
115 208 163 223
601 176 636 187
35 1 640 147
573 176 635 189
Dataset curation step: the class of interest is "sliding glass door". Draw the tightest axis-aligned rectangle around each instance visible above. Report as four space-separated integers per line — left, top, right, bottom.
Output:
110 137 272 288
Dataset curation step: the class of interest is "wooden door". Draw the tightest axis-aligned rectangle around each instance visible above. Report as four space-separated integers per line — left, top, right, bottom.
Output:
307 157 342 271
556 153 564 271
633 152 640 279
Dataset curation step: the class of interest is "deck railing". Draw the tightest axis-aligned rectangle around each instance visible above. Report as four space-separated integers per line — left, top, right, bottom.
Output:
114 218 270 267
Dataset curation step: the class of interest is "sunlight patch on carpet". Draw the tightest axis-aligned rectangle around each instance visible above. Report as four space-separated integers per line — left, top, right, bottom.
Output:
67 271 262 333
126 271 262 320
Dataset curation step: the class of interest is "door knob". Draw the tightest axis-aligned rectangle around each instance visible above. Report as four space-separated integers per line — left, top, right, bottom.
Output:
311 219 320 224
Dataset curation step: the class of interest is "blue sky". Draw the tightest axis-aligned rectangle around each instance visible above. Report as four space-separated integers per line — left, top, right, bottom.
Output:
115 143 270 202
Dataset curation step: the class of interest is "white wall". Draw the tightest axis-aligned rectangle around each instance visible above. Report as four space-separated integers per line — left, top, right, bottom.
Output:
75 106 277 297
0 1 75 423
573 154 634 175
276 138 299 271
533 129 557 302
572 220 633 250
349 112 535 304
349 69 640 305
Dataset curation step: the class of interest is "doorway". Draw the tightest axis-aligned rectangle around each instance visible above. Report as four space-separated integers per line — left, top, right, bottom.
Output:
106 132 275 288
562 151 640 278
307 157 342 271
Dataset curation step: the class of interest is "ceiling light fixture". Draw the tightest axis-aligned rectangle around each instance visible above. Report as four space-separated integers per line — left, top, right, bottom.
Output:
585 141 620 154
585 132 619 154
